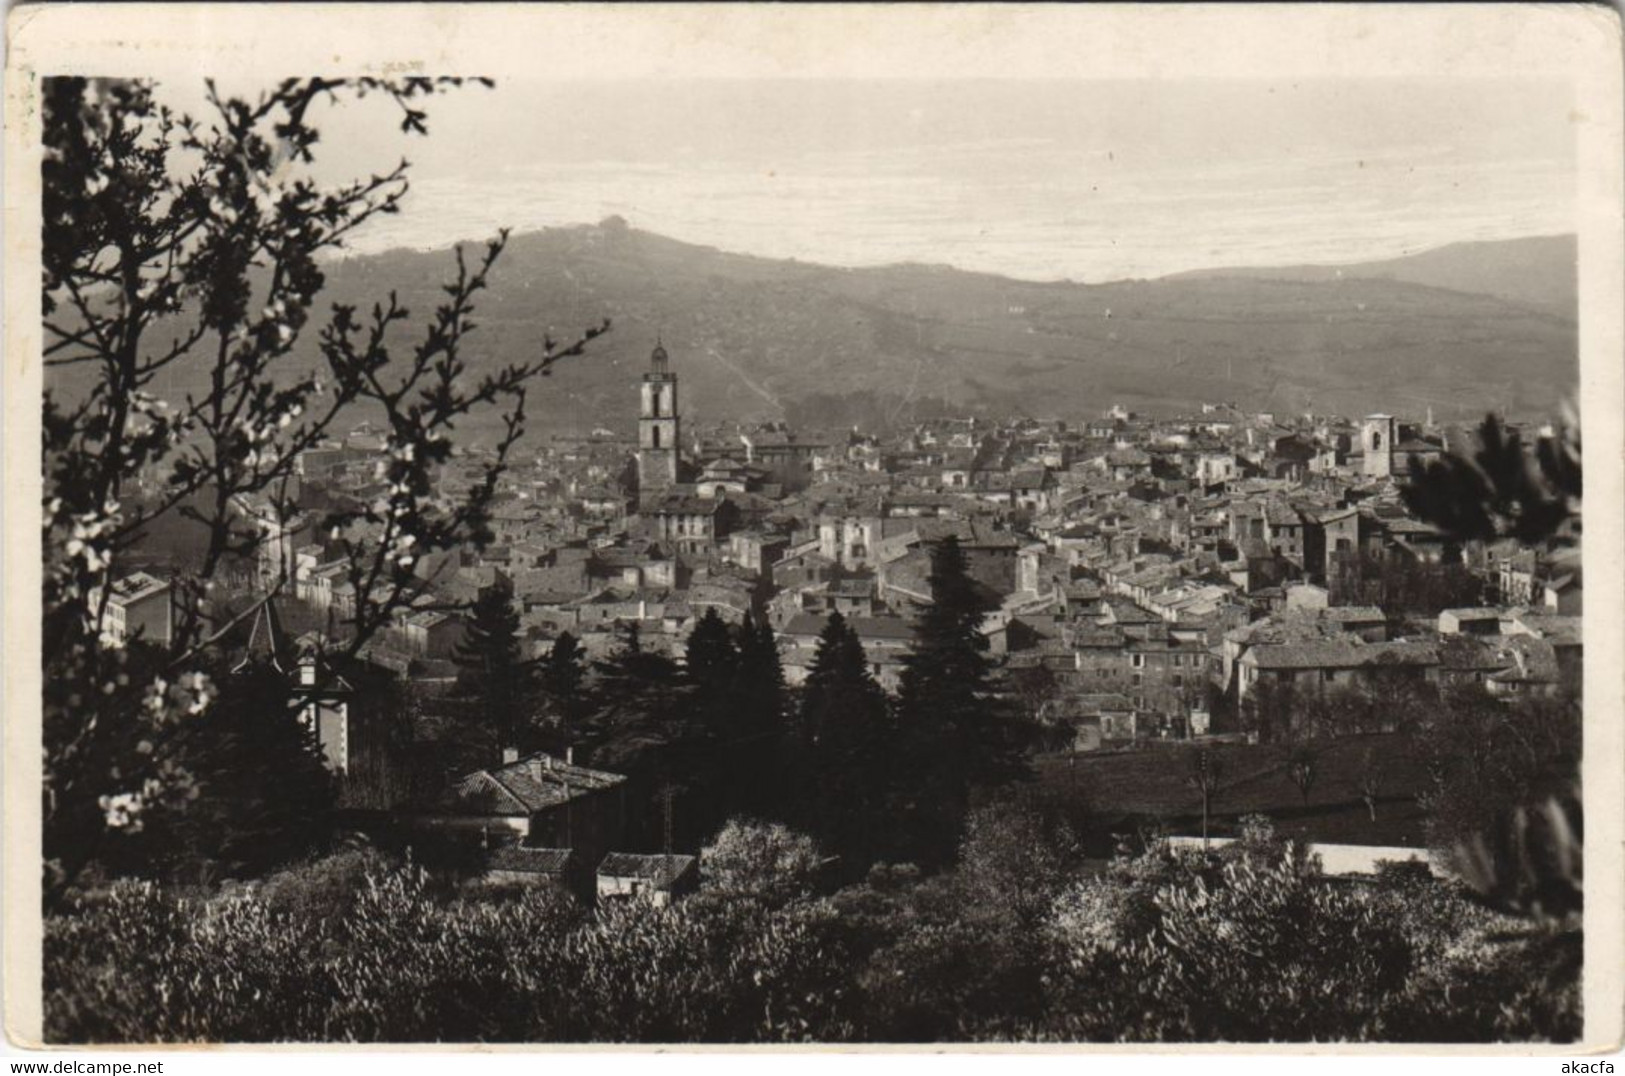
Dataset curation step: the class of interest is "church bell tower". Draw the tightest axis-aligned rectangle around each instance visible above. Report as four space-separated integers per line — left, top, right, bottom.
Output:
637 340 680 492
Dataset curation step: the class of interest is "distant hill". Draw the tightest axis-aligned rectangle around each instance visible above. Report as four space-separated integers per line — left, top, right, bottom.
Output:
107 222 1578 442
1167 234 1577 314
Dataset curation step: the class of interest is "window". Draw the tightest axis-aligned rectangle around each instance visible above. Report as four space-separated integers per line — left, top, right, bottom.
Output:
1172 674 1184 687
1131 653 1145 668
1131 673 1143 687
1323 669 1336 683
1172 654 1184 667
651 426 661 449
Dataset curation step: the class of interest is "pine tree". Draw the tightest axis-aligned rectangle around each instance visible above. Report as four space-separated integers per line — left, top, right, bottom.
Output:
684 608 738 700
100 659 336 884
535 630 587 750
584 620 691 775
731 613 786 728
452 586 532 755
730 613 790 817
797 612 893 866
893 535 1037 865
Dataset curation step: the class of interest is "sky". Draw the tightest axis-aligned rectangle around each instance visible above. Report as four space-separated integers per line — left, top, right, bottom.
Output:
174 77 1576 283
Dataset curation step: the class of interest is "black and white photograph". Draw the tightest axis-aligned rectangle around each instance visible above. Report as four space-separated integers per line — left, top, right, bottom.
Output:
5 1 1622 1054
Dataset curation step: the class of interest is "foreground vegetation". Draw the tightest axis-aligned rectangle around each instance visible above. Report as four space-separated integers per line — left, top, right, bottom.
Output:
46 814 1578 1045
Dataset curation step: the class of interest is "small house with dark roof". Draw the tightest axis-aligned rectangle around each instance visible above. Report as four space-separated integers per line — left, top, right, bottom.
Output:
1438 608 1506 636
596 852 699 906
419 751 631 874
484 845 579 889
1238 639 1439 701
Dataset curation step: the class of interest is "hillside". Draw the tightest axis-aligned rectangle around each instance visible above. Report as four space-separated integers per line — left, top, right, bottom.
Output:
1168 234 1577 314
112 222 1579 442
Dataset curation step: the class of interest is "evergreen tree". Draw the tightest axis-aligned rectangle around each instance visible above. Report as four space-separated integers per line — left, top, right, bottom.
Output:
584 620 692 776
734 613 788 727
535 631 588 751
453 586 533 754
99 659 336 885
684 608 739 701
893 535 1037 865
730 613 791 818
682 609 740 831
796 612 893 867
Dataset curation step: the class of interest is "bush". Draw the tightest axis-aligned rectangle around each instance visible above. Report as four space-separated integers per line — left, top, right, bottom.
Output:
44 825 1582 1043
700 818 827 906
45 854 859 1044
1044 849 1414 1041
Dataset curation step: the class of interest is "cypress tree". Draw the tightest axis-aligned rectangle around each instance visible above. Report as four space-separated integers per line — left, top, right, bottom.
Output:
730 613 790 818
684 607 738 700
536 630 587 750
452 586 532 754
893 535 1036 865
797 611 893 866
734 612 787 729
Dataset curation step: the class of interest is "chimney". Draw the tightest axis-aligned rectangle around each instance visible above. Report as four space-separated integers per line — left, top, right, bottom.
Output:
502 747 519 765
566 747 575 766
528 756 551 782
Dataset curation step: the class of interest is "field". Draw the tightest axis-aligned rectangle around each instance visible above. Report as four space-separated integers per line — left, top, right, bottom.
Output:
1037 732 1432 851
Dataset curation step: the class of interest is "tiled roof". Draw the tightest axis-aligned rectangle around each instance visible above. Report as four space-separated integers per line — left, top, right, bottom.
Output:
486 846 575 874
448 753 628 817
1246 640 1439 671
107 571 169 603
597 853 697 884
783 612 915 643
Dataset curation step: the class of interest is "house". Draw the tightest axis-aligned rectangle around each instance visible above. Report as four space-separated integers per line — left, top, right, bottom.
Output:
1497 550 1540 605
1482 635 1565 699
643 494 738 553
739 430 828 492
728 531 790 576
1543 572 1581 615
483 846 580 891
1438 608 1505 636
1237 640 1440 702
1009 468 1058 513
93 571 175 646
395 609 465 658
421 751 631 870
1041 692 1136 749
596 852 699 906
780 612 914 691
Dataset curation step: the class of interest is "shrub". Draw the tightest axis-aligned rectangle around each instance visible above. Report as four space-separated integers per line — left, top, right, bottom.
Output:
1044 849 1415 1041
700 818 827 906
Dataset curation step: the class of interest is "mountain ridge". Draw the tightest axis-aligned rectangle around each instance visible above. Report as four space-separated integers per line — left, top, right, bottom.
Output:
116 223 1579 441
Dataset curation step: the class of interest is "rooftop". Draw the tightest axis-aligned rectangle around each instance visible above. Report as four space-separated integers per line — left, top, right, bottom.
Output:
448 753 629 817
598 852 698 885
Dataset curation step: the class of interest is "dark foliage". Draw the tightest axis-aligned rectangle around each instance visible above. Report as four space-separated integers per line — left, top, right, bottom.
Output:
793 612 895 868
892 537 1040 865
451 586 532 754
39 75 606 906
93 659 336 885
1403 413 1580 547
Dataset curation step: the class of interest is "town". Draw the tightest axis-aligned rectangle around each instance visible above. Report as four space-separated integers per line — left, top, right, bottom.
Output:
95 337 1582 903
33 66 1593 1047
